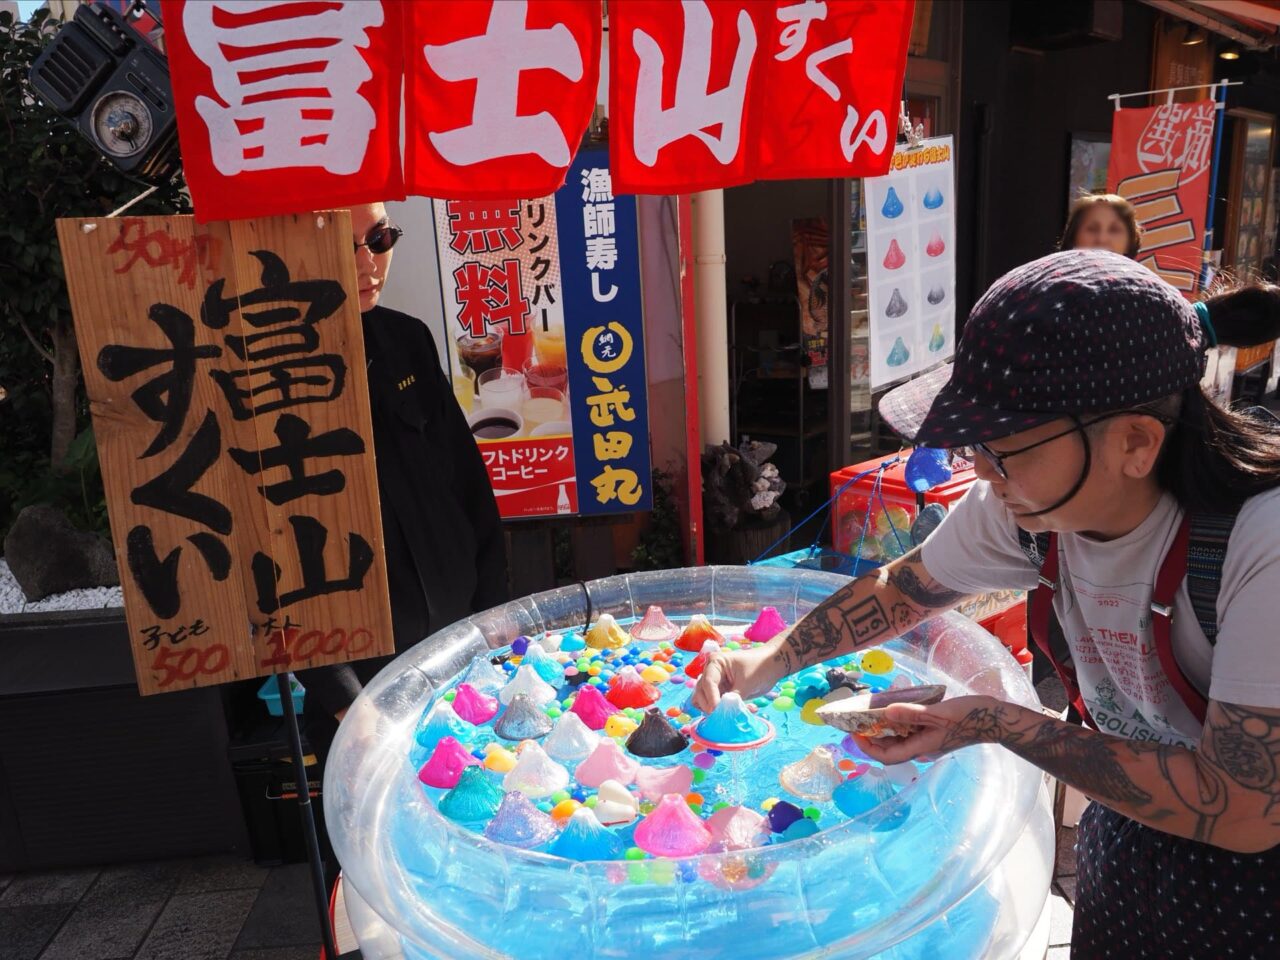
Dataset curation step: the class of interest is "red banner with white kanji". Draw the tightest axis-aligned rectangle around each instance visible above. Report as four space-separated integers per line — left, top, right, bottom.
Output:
1107 100 1216 296
404 0 602 200
751 0 913 180
163 0 405 222
608 0 774 194
162 1 916 218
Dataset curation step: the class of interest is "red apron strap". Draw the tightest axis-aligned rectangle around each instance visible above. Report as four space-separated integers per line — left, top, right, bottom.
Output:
1152 516 1208 725
1027 533 1094 725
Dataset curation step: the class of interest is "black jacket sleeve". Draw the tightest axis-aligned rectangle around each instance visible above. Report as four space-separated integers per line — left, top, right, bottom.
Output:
293 661 363 718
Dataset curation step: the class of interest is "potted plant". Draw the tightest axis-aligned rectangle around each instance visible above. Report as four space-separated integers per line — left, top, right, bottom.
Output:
701 440 790 564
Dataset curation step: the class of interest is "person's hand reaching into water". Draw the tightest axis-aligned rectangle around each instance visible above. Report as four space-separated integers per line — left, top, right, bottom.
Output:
692 642 788 713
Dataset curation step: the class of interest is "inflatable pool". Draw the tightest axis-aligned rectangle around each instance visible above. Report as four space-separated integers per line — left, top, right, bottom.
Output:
325 566 1053 959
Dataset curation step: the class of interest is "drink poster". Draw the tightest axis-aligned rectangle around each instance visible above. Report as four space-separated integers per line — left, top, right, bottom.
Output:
864 136 956 389
434 149 651 518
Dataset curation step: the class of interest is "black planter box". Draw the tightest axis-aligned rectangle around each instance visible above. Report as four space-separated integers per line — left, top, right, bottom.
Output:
0 608 250 871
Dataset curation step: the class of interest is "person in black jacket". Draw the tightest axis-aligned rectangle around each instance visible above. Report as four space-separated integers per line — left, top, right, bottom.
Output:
296 203 508 729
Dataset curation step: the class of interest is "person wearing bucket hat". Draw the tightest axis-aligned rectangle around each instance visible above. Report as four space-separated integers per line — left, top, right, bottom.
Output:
696 250 1280 957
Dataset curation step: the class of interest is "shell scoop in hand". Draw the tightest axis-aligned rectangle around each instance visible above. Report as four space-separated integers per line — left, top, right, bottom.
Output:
815 684 946 738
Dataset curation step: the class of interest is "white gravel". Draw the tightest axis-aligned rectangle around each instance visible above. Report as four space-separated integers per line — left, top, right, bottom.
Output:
0 557 124 615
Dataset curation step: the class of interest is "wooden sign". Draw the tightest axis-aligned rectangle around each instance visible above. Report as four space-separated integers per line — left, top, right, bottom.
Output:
56 213 393 696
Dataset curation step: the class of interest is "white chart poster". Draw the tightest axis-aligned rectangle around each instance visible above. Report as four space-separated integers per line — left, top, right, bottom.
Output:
865 136 956 388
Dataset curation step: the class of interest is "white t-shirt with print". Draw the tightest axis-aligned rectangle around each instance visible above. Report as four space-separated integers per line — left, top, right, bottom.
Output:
922 482 1280 748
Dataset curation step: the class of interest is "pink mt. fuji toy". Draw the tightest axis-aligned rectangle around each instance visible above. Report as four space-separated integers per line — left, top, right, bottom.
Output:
743 606 787 643
569 683 619 730
634 794 712 857
575 738 640 788
417 736 481 789
452 683 499 724
630 605 679 643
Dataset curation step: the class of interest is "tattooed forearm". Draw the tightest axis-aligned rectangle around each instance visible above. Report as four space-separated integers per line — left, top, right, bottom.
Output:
942 704 1153 806
946 701 1280 851
886 551 967 612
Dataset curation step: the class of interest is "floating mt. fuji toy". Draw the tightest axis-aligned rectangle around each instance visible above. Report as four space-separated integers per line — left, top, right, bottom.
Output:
484 791 558 849
576 738 640 788
418 736 481 789
521 642 564 684
451 683 499 725
779 746 844 802
684 640 719 679
706 805 768 852
744 606 787 643
550 807 623 861
585 613 629 650
625 707 690 758
631 605 678 643
569 683 619 730
503 742 569 799
458 655 506 695
414 700 474 751
634 794 712 857
439 766 503 823
606 666 660 709
543 711 600 763
675 615 724 653
833 766 897 817
634 763 693 802
500 664 557 707
494 693 554 741
691 692 774 750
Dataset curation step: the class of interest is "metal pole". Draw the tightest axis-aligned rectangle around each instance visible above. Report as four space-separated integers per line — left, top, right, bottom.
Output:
1202 81 1229 291
276 673 340 960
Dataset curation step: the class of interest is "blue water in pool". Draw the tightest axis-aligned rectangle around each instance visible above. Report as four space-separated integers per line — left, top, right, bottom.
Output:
386 617 997 960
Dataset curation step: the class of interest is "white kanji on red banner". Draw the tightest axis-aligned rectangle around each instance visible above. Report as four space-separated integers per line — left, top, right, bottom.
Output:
421 0 584 167
630 0 757 168
181 0 383 175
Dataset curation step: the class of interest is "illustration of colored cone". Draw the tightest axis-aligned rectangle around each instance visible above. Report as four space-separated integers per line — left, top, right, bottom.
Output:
927 285 946 305
881 186 904 219
885 289 908 319
923 187 944 210
926 232 946 257
886 336 910 367
883 238 906 270
928 323 946 353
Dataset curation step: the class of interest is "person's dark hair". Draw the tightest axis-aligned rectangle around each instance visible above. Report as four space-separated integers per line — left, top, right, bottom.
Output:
1058 194 1142 259
1149 282 1280 512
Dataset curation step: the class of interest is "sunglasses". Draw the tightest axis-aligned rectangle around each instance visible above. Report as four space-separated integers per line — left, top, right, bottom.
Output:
354 221 403 256
956 409 1172 480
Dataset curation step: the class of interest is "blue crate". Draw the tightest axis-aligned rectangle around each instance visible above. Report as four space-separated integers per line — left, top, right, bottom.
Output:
257 674 306 717
752 547 881 579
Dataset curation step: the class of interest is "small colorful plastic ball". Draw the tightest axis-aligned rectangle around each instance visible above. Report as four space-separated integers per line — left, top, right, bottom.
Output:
550 789 570 804
571 789 587 802
804 807 821 821
624 847 647 861
443 690 456 702
860 649 895 674
666 707 682 718
693 753 715 770
678 862 698 883
692 768 707 785
706 748 722 756
512 637 530 656
551 799 581 821
773 696 795 711
576 658 591 671
584 795 598 808
712 801 730 812
650 860 675 885
537 801 553 813
628 864 648 884
547 707 562 719
762 797 779 811
589 677 604 687
752 697 770 708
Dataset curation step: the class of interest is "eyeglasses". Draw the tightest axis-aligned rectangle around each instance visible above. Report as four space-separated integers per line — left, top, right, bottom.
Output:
354 222 403 256
956 409 1171 480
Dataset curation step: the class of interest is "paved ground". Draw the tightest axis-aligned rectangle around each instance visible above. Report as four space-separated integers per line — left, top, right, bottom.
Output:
2 829 1080 959
0 857 320 960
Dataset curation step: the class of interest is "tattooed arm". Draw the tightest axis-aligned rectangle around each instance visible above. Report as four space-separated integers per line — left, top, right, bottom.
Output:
864 696 1280 854
769 546 970 675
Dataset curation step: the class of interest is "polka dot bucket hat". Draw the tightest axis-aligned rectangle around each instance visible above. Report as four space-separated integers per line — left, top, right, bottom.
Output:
879 249 1209 448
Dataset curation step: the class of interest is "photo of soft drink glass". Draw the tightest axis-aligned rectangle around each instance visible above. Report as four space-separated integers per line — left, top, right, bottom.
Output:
451 365 475 413
520 387 566 434
456 331 503 380
477 367 527 411
523 357 569 393
501 326 535 372
534 325 568 368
